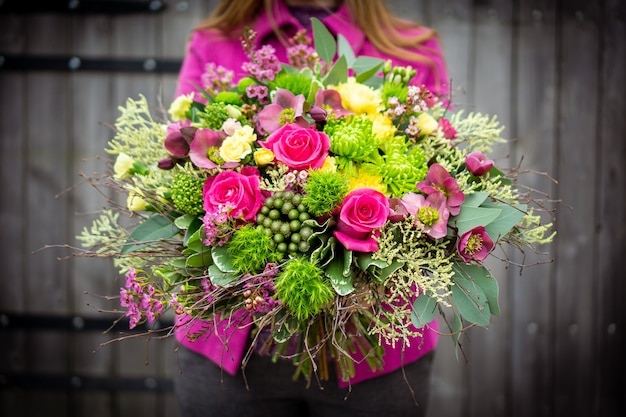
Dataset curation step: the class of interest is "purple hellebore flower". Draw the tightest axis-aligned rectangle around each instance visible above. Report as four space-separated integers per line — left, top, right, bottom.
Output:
164 124 194 157
401 192 449 239
188 128 238 169
417 163 465 216
257 88 310 134
466 151 494 176
314 88 353 119
457 226 494 263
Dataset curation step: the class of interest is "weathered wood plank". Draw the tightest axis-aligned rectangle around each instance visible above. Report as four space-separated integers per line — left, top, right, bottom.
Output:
593 0 626 415
554 0 601 415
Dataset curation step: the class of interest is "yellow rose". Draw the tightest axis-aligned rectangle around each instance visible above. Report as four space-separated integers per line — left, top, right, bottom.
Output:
127 188 149 211
416 113 439 136
220 136 252 163
168 93 194 121
231 125 257 144
333 78 382 115
113 153 134 179
254 148 275 166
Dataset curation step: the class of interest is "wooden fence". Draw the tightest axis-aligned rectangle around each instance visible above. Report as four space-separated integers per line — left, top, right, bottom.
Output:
0 0 624 416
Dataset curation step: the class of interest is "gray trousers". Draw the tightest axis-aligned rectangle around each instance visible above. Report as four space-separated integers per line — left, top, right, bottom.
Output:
174 345 434 417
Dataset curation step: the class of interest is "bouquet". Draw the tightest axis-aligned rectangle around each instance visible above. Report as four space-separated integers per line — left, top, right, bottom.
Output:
77 19 555 382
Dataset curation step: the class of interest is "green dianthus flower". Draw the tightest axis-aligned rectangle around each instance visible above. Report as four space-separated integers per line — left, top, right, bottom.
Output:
227 225 282 274
170 173 205 216
274 257 335 322
302 169 349 216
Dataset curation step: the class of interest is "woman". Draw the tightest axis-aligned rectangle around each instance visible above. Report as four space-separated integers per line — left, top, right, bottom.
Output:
173 1 450 416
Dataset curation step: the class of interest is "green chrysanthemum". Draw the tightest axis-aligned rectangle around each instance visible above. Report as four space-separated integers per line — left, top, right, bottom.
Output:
170 173 205 216
302 169 349 216
270 72 313 98
370 137 428 197
227 225 282 273
382 82 408 104
324 115 379 169
274 257 335 322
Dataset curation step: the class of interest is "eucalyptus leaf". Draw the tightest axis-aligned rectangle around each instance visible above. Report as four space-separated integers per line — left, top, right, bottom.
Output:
122 214 179 253
462 191 490 208
311 17 336 63
453 263 500 316
452 206 502 236
352 56 385 76
337 34 356 67
411 294 438 327
482 203 526 241
451 311 464 361
450 274 491 326
324 55 348 86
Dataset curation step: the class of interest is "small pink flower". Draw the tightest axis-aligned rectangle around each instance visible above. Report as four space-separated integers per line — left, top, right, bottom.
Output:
334 188 390 252
257 89 310 134
466 151 494 176
457 226 494 263
260 123 330 170
203 169 263 221
438 117 457 140
417 163 465 216
401 192 449 239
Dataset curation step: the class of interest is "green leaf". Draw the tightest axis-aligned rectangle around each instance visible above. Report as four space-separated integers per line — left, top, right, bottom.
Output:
186 250 213 268
211 244 236 272
462 191 490 208
182 216 203 246
353 56 385 76
482 203 526 240
452 206 502 235
122 214 179 253
326 255 355 295
174 213 197 230
451 311 464 360
311 17 336 63
411 293 438 327
323 55 348 86
208 265 237 286
451 273 491 326
337 34 356 67
185 228 205 253
453 263 499 316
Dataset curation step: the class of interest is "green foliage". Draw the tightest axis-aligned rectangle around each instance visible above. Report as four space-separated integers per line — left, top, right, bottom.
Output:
170 171 206 216
274 257 335 322
227 224 282 273
270 71 314 98
302 169 349 216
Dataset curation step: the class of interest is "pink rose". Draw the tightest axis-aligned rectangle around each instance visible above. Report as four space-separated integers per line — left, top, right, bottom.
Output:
203 169 263 221
260 123 330 170
334 188 390 252
457 226 494 263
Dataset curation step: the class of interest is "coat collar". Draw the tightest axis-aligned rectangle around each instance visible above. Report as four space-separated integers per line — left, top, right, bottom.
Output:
252 0 365 55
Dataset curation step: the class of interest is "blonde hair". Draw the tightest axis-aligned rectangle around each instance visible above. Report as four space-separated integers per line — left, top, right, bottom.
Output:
193 0 441 64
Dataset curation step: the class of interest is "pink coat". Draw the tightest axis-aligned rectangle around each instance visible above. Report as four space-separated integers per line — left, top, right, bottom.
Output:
174 0 449 388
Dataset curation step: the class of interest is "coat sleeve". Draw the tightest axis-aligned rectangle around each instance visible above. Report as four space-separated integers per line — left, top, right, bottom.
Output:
175 31 209 99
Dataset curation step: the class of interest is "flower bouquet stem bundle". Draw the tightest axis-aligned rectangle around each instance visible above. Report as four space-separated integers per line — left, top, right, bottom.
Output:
77 19 555 384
